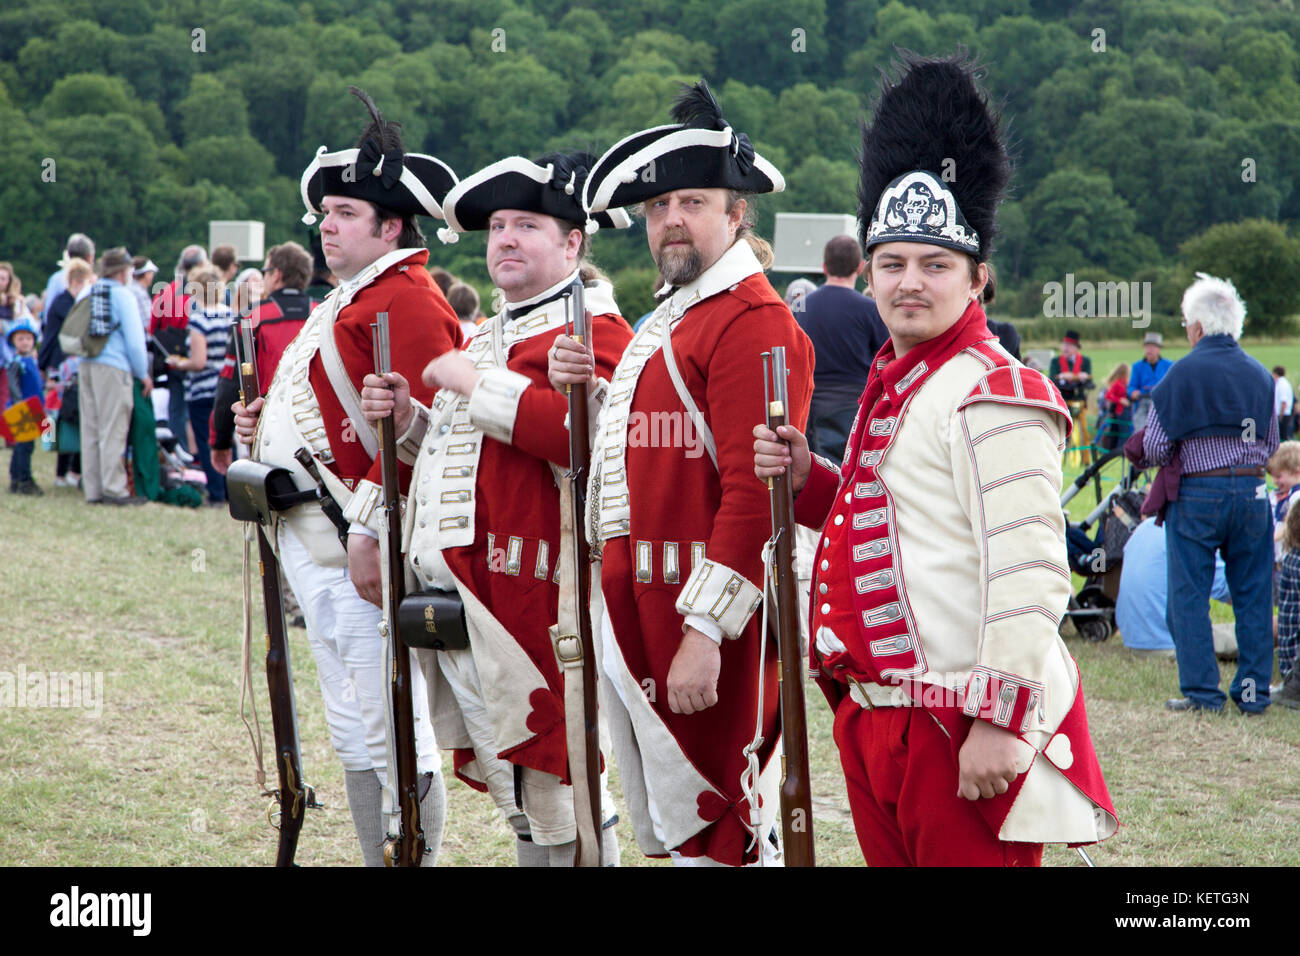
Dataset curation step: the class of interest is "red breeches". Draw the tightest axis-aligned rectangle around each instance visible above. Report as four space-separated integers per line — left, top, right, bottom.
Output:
833 697 1043 867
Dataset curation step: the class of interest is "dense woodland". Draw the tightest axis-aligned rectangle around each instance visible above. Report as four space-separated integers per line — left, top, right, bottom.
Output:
2 0 1300 326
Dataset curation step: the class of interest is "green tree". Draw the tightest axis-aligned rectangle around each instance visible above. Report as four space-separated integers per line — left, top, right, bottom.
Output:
184 135 278 193
176 73 250 144
457 54 568 167
711 0 828 88
1180 218 1300 334
1021 168 1158 281
765 84 862 168
16 21 122 103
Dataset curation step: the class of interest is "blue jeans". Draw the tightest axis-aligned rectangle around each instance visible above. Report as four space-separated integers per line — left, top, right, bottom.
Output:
1165 475 1273 712
10 440 33 483
167 374 188 444
187 396 225 502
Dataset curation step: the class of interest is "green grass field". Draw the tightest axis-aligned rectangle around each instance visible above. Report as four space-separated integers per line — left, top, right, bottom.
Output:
2 406 1298 866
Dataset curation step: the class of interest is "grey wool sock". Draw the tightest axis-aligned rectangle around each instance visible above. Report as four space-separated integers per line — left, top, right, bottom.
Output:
510 813 550 867
418 772 446 867
344 769 386 867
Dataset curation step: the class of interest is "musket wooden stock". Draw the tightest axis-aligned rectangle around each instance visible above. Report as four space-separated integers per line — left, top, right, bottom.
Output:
234 317 315 867
372 314 426 867
764 347 815 866
565 281 604 865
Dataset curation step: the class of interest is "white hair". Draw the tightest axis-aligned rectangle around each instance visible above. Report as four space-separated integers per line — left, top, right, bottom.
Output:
1181 271 1245 339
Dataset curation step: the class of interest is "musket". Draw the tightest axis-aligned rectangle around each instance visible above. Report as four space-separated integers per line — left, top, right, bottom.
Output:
371 312 426 867
762 347 815 867
233 316 318 867
562 279 603 865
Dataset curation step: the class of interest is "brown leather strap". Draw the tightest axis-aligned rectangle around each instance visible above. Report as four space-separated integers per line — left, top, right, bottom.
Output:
1183 466 1265 478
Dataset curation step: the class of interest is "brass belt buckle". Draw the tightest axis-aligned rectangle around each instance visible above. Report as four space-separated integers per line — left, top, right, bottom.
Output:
555 634 583 664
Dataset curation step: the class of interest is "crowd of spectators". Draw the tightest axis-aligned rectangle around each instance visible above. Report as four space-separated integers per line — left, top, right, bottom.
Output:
3 231 493 507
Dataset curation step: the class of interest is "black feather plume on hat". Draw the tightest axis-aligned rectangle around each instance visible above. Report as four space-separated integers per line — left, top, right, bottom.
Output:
671 80 727 130
350 85 406 154
858 51 1010 261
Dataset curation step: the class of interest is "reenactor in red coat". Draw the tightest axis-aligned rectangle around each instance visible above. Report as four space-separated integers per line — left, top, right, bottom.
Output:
361 152 634 865
551 83 814 866
754 55 1117 866
233 88 463 865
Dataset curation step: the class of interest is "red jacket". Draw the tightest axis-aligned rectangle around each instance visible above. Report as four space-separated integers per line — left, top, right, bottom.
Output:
314 251 461 495
599 259 814 865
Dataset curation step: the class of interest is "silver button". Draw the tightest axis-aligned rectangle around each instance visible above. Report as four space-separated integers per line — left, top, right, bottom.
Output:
427 445 436 455
419 498 427 507
844 492 852 504
419 519 426 528
818 583 828 595
834 515 845 526
820 559 829 572
820 603 830 615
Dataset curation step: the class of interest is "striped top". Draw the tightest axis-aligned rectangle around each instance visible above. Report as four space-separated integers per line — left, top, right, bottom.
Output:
1141 405 1279 472
185 305 233 403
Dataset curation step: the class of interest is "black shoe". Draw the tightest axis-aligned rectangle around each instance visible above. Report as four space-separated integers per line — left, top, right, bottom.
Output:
102 495 148 506
14 480 43 496
1275 680 1300 711
1165 697 1224 714
289 614 306 629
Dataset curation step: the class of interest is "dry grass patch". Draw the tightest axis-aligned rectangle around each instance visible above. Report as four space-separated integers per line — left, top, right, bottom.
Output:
3 447 1297 867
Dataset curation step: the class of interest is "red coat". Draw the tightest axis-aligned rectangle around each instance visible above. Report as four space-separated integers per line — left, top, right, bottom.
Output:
600 266 814 865
313 251 460 494
443 308 633 782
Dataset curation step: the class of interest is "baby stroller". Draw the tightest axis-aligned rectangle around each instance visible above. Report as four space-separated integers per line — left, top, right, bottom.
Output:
1060 448 1149 642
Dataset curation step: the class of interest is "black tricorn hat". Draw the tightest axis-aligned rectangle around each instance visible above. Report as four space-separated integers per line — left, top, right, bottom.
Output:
439 152 631 242
583 80 784 215
859 52 1009 261
299 87 458 224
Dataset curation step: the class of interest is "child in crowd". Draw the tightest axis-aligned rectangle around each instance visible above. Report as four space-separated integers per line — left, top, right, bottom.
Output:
6 317 45 495
52 354 82 487
1275 501 1300 708
1099 362 1132 450
1268 441 1300 562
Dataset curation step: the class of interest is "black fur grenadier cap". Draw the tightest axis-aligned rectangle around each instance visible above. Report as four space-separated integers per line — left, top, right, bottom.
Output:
299 86 458 225
438 152 631 242
859 53 1010 261
582 80 784 215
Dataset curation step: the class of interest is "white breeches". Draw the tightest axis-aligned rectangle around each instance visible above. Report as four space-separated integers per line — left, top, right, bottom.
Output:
278 522 438 775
